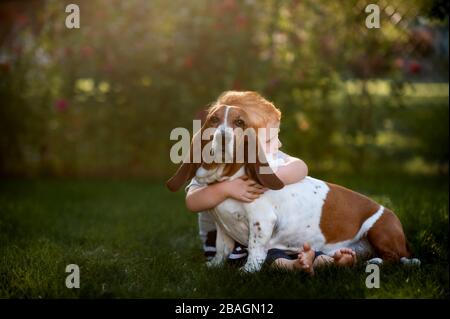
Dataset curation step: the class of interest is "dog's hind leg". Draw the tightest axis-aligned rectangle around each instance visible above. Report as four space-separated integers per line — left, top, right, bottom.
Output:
400 257 421 266
367 208 411 263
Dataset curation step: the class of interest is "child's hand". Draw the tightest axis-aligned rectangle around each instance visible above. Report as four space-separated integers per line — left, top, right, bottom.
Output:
224 175 267 203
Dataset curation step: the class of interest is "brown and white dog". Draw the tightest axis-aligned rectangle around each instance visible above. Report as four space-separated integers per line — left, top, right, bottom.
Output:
167 91 420 272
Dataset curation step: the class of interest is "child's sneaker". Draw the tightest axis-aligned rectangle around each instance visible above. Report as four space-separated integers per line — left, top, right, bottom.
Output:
227 243 248 267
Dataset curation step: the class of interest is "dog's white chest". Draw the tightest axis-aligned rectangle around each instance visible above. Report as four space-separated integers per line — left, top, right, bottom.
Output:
212 177 330 252
211 200 250 245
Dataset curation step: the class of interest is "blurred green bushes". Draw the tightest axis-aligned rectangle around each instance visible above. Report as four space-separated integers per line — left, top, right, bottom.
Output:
0 0 448 178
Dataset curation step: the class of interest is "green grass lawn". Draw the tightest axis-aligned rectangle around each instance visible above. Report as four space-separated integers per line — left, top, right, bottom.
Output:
0 173 448 298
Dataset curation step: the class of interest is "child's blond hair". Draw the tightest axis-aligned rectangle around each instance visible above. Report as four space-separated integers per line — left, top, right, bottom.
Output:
212 91 281 127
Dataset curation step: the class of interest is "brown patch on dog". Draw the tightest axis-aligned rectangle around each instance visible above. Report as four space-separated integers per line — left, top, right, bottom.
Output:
367 208 410 262
320 183 380 243
222 162 244 178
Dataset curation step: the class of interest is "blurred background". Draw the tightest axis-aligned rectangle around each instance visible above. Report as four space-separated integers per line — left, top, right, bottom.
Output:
0 0 448 299
0 0 448 179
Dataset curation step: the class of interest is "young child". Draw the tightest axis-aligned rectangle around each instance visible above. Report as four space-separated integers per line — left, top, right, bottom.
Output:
185 91 356 274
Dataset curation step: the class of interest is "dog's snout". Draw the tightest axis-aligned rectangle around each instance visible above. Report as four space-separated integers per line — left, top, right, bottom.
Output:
211 126 234 162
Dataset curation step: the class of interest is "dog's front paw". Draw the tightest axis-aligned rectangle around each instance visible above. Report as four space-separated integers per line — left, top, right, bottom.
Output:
240 259 263 273
206 255 225 268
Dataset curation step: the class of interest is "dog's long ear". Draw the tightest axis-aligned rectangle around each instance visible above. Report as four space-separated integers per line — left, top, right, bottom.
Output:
166 132 202 192
196 108 209 126
166 108 209 192
244 130 284 190
166 161 200 192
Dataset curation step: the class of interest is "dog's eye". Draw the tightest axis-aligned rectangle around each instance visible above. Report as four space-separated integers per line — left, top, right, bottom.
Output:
210 116 220 124
234 119 245 127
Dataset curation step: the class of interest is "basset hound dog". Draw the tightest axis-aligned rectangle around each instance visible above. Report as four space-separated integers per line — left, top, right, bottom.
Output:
167 91 420 272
